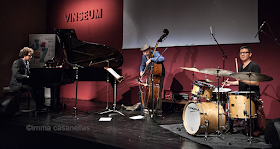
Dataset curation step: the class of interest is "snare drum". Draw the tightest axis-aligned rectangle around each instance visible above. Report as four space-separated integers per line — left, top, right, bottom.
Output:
191 81 215 100
228 91 256 119
182 101 226 135
211 88 231 103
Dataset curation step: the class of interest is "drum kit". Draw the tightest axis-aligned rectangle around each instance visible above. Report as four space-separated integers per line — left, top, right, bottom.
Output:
180 67 273 141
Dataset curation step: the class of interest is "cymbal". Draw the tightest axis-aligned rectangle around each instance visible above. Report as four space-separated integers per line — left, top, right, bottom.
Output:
198 79 216 83
229 72 273 82
199 68 234 76
180 67 200 72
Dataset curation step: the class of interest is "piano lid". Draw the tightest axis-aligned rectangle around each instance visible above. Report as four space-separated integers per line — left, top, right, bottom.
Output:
55 29 123 68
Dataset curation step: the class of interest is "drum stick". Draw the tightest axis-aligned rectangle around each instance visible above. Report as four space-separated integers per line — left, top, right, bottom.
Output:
221 78 229 88
235 58 238 73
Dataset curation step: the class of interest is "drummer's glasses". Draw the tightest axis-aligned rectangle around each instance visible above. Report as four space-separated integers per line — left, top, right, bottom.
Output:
239 52 250 55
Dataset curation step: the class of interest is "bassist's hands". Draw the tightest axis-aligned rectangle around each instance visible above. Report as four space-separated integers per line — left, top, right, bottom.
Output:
146 59 151 66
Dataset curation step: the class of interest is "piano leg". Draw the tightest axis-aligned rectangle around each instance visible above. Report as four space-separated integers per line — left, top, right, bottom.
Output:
50 85 62 110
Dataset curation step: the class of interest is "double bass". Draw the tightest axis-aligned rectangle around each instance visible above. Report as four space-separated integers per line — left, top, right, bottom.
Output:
139 29 169 112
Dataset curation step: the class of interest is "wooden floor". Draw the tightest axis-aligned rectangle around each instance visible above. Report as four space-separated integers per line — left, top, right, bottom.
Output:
0 97 272 149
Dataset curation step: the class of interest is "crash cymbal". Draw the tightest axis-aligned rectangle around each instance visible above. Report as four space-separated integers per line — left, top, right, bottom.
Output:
229 72 273 82
180 67 200 72
198 79 216 83
199 68 234 76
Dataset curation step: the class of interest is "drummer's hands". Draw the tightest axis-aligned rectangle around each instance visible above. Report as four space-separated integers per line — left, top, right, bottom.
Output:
223 80 231 86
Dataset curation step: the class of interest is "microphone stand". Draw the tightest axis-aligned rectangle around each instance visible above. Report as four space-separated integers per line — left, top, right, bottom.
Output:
210 29 228 81
64 59 84 118
258 22 280 46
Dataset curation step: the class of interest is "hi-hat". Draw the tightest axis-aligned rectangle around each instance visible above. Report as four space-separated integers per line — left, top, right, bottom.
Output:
199 68 234 76
229 72 273 82
180 67 200 72
198 79 216 83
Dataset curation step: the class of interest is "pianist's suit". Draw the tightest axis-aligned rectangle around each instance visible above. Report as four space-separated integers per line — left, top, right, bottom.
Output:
10 58 31 91
10 58 45 111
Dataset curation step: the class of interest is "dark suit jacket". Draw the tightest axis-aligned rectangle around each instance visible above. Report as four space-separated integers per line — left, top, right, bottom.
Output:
10 58 29 91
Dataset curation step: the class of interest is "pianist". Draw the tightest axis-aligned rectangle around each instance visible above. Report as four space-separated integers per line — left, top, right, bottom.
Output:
10 47 45 112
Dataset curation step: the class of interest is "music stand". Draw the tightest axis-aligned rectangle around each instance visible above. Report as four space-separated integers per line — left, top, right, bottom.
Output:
88 58 115 114
99 67 124 116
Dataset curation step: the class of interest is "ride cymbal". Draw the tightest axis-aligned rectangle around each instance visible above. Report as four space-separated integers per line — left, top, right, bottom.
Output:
229 72 273 82
198 79 216 83
199 68 234 76
180 67 200 72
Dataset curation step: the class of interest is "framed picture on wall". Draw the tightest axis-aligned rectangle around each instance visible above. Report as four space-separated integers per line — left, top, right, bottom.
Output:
29 34 56 68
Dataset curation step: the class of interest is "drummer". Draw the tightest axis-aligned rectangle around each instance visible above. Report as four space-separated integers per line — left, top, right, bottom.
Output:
223 46 262 135
224 46 261 99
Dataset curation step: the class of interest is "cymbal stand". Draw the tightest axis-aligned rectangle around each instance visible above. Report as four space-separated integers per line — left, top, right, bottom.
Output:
192 66 196 82
243 103 248 136
247 72 253 144
191 66 196 101
215 68 224 135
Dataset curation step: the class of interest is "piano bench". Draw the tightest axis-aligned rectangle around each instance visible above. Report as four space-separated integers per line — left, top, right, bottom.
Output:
3 86 31 111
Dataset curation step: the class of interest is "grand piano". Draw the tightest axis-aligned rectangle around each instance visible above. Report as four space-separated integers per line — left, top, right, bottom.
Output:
26 29 123 110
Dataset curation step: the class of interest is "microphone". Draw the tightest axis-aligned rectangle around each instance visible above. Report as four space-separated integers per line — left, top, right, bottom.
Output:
255 21 266 38
210 26 214 38
163 29 169 35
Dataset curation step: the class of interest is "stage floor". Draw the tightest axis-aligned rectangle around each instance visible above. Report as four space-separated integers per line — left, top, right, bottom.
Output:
0 98 273 149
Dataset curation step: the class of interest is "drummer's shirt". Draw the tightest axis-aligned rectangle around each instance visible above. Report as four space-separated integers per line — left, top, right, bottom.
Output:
238 61 261 99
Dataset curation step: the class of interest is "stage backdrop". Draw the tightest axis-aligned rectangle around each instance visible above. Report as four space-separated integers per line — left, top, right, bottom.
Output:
46 0 280 119
123 0 259 49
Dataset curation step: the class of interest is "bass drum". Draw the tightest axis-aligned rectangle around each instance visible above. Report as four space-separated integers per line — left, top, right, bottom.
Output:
182 101 226 135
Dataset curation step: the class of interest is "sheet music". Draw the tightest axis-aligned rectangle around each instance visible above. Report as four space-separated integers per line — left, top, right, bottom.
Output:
106 67 123 82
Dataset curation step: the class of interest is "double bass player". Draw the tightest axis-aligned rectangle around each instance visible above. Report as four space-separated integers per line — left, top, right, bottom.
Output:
139 44 165 116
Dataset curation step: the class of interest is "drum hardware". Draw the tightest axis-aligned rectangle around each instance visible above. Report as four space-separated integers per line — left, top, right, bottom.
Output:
198 68 231 135
205 120 209 141
248 76 253 144
243 103 248 121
